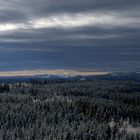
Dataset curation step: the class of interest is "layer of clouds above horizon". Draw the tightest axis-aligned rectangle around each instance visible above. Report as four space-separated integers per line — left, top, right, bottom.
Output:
0 0 140 72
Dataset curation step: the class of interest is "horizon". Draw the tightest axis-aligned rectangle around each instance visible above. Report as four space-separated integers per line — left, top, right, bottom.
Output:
0 69 109 77
0 69 139 77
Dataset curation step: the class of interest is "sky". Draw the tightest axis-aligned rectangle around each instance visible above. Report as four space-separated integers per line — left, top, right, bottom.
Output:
0 0 140 72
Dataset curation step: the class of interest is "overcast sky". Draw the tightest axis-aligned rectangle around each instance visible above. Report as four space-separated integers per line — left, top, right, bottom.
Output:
0 0 140 72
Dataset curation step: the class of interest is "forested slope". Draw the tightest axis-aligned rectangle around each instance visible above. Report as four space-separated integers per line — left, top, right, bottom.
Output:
0 80 140 140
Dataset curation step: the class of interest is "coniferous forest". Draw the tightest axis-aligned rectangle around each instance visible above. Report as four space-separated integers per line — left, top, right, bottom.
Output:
0 79 140 140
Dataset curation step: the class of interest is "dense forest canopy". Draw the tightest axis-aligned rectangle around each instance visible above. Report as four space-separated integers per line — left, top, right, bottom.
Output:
0 79 140 140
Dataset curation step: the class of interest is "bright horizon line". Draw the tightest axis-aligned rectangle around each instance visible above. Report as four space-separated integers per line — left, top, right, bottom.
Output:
0 69 109 77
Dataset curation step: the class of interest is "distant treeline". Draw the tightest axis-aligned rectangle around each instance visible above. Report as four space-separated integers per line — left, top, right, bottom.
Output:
0 80 140 140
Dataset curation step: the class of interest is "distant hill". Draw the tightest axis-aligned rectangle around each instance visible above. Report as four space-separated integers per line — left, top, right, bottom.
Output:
0 72 140 82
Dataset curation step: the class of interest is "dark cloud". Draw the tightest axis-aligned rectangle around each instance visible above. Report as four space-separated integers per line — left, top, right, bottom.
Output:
0 0 140 21
20 0 140 16
0 0 139 72
0 9 27 23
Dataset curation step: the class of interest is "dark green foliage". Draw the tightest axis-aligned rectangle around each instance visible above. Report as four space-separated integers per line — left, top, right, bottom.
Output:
0 80 140 140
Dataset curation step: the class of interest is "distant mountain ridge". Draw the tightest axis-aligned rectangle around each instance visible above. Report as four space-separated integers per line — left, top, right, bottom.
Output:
0 72 140 82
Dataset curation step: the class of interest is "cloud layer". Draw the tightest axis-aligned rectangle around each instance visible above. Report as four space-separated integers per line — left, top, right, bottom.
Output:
0 0 139 72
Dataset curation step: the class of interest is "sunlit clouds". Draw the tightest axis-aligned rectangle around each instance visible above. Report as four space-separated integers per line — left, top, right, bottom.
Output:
0 69 109 77
0 12 140 32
